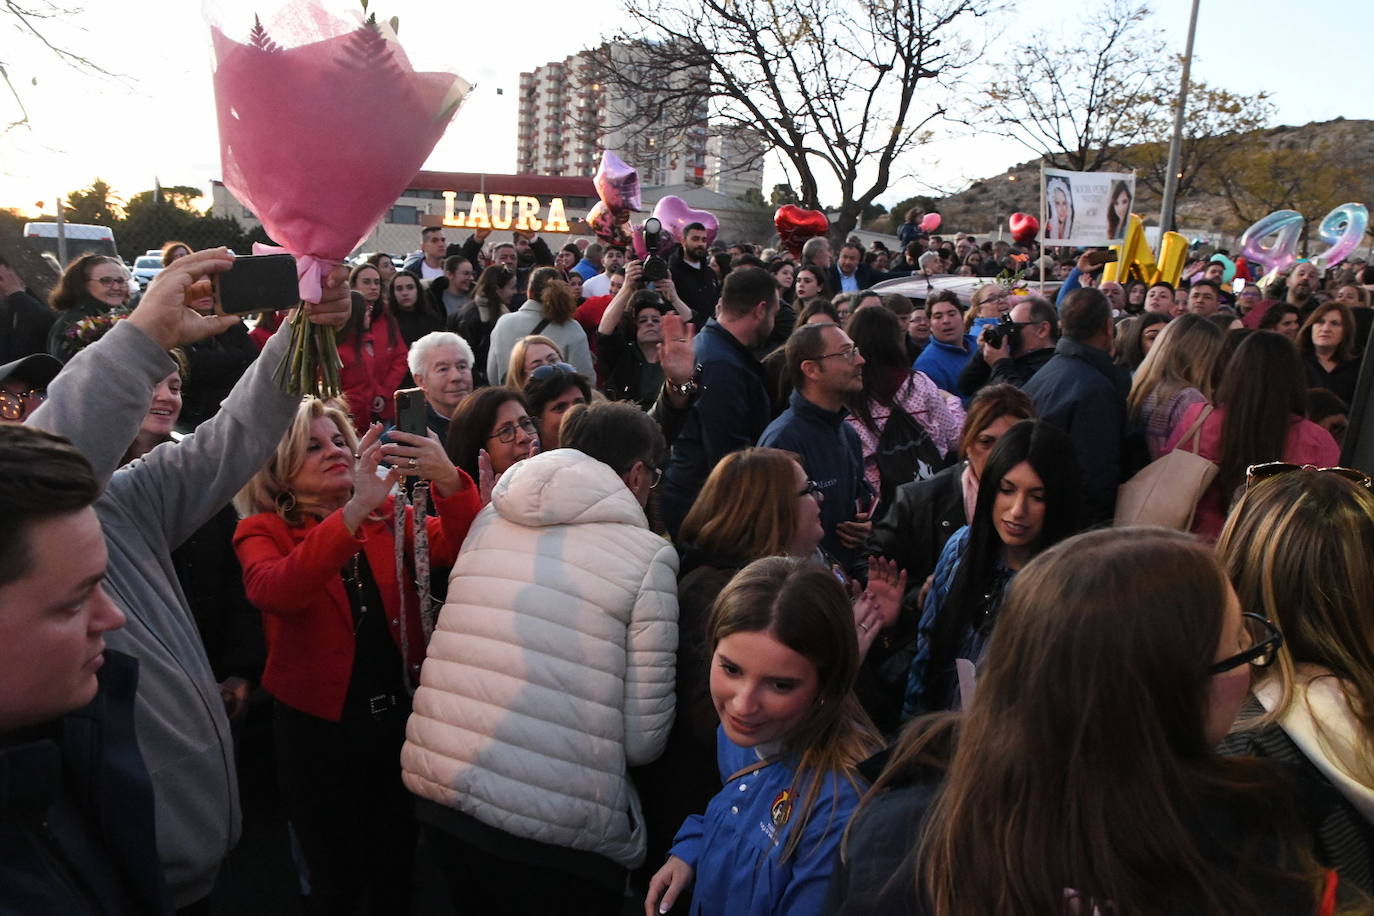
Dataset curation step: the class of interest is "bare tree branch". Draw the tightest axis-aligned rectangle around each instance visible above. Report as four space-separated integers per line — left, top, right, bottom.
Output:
590 0 989 240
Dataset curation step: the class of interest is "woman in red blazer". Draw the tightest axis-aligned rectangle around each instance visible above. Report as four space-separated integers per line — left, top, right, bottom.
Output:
233 396 480 914
339 262 411 433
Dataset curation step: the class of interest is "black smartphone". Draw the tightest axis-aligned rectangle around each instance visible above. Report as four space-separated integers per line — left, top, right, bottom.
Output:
393 387 428 438
212 254 299 315
1083 249 1119 267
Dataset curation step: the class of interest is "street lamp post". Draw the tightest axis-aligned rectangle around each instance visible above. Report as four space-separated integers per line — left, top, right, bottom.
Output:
1159 0 1201 233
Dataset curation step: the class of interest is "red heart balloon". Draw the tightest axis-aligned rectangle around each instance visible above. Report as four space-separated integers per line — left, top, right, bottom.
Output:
1009 212 1039 245
775 205 830 258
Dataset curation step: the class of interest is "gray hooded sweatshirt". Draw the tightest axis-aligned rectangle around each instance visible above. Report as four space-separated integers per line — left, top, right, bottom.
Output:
27 319 298 905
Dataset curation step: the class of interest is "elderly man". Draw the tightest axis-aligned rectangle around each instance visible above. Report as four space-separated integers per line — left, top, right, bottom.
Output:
408 331 474 440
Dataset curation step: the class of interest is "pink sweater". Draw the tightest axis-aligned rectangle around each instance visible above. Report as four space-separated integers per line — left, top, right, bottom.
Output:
1163 402 1340 542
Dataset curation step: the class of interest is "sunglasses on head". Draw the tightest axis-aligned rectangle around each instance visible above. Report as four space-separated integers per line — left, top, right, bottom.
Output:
529 362 579 382
1245 462 1372 491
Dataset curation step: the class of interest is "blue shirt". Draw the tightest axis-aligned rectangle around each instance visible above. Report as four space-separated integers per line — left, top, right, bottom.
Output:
670 729 865 916
837 270 859 293
913 335 976 402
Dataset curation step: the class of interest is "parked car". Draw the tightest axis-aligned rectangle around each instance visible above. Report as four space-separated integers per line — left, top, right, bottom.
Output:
131 255 164 290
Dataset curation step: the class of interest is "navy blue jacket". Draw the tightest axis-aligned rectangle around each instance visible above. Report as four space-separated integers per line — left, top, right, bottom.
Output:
0 651 172 915
759 389 870 574
1022 337 1130 524
661 319 772 535
827 263 913 293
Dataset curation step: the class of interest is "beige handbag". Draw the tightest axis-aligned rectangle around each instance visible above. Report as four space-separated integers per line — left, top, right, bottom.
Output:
1114 405 1216 530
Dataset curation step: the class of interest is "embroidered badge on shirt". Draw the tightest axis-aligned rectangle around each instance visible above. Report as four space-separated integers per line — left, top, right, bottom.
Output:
770 788 793 830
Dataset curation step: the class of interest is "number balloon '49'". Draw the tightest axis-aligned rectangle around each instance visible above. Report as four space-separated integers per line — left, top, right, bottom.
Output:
1239 204 1369 276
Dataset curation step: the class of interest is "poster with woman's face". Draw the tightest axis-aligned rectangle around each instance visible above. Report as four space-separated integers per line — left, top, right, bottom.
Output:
1042 168 1135 247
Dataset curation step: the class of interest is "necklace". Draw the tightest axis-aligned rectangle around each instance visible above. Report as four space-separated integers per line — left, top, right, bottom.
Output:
342 554 368 635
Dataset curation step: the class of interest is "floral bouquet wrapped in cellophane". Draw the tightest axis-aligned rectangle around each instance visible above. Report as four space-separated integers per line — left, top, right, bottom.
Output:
210 1 470 395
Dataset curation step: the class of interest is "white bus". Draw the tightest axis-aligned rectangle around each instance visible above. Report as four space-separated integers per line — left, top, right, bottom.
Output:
22 222 119 263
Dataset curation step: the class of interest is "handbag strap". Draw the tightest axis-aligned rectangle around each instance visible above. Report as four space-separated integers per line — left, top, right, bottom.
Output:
1176 404 1213 455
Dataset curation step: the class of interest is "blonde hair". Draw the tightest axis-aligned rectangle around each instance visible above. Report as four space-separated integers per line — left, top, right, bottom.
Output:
506 335 563 391
1127 313 1224 423
1217 470 1374 785
679 448 806 560
234 397 358 525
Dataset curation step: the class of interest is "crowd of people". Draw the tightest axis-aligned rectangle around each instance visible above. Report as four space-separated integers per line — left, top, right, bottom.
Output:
1 214 1372 916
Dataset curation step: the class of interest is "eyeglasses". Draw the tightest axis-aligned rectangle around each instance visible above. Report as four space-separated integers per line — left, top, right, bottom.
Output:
647 465 663 489
1245 462 1372 490
487 415 538 443
92 276 129 287
812 345 861 364
797 480 823 501
1208 612 1283 675
0 387 45 420
529 362 579 382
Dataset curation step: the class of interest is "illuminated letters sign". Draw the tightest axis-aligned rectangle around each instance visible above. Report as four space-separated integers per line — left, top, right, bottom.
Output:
442 191 571 233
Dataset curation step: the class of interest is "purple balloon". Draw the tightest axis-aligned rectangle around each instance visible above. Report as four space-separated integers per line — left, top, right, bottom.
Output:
586 200 632 247
593 151 642 213
652 195 718 247
1239 209 1304 276
1316 203 1369 269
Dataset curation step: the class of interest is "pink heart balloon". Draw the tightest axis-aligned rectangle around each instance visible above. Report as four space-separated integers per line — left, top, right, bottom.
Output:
593 151 642 213
652 195 718 248
919 212 941 232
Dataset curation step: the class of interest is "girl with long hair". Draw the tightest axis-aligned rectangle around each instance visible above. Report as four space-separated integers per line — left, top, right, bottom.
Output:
1127 314 1223 459
233 397 480 913
905 419 1082 716
486 266 593 383
645 557 883 916
844 306 963 504
389 268 445 346
1219 467 1374 894
1114 311 1169 372
450 264 517 388
832 528 1340 916
794 265 830 310
1162 331 1339 542
769 258 797 305
871 383 1035 595
339 263 410 432
505 334 563 392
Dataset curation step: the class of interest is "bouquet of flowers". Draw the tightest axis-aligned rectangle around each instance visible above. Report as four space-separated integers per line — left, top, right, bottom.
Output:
65 311 129 353
210 2 470 395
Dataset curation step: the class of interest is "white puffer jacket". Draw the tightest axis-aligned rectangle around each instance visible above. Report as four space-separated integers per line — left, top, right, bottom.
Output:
401 448 679 868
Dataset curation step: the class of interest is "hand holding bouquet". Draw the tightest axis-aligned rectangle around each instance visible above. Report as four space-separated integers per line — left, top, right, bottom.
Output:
210 2 470 395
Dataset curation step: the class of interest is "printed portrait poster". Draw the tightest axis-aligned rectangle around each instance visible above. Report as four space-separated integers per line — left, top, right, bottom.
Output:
1041 169 1136 246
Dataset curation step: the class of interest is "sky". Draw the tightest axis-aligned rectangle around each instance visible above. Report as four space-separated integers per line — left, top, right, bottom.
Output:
0 0 1367 217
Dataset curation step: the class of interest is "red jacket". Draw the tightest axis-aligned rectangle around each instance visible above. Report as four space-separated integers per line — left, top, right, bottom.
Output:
233 476 481 721
338 319 410 433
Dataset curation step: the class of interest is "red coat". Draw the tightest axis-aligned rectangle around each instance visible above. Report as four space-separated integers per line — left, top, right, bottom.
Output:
338 319 410 433
233 476 481 721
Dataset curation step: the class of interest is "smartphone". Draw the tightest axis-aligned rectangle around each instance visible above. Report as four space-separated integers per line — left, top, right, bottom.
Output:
1083 249 1119 267
393 387 428 438
212 253 299 315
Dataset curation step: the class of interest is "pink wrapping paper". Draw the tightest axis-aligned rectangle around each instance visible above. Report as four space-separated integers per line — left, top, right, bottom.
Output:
210 4 470 300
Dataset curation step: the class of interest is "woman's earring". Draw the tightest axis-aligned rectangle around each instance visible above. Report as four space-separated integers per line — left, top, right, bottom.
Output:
275 490 297 514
